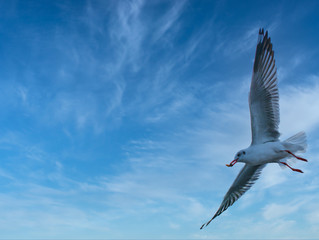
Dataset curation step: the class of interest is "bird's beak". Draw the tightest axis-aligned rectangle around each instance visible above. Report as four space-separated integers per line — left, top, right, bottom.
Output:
226 158 238 167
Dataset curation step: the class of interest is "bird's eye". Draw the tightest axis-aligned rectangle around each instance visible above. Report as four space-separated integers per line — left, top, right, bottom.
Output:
243 151 246 155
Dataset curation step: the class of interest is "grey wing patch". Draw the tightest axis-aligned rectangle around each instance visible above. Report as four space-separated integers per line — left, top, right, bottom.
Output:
249 29 280 145
200 164 265 229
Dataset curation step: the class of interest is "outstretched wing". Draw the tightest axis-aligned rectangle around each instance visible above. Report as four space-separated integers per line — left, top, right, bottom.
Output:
249 29 280 145
200 164 265 229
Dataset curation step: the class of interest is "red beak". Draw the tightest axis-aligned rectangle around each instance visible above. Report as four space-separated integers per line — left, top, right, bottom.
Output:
226 158 238 167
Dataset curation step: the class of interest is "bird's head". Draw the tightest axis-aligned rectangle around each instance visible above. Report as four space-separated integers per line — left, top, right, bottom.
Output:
226 149 247 167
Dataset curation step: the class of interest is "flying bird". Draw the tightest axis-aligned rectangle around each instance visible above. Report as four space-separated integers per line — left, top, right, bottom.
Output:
200 29 308 229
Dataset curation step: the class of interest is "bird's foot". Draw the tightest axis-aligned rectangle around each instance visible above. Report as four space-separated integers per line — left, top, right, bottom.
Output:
285 150 308 162
280 161 303 173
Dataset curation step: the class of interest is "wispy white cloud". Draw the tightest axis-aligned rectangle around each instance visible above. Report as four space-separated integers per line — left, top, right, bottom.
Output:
0 192 113 239
0 168 13 180
280 79 319 137
262 198 308 221
109 0 146 72
152 0 186 43
222 26 260 57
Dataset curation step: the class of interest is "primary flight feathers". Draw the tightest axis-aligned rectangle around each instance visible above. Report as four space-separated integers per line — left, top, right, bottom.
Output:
250 28 280 145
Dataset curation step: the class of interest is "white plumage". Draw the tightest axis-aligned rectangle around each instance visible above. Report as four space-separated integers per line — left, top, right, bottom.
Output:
200 29 308 229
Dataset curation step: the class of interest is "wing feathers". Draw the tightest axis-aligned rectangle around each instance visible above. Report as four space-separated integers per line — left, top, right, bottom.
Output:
200 164 265 229
250 29 280 144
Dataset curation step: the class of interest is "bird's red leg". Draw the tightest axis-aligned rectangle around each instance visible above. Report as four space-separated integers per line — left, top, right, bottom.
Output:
285 150 308 162
280 161 303 173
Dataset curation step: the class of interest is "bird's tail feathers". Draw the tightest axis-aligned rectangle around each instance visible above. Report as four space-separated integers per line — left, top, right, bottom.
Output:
283 131 307 153
279 131 307 169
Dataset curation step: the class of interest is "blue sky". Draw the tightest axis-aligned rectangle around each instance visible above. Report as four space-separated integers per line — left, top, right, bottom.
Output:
1 0 319 239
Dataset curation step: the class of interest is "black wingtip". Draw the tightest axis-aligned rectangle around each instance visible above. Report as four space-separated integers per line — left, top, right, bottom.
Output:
258 28 271 41
200 223 206 230
258 28 265 43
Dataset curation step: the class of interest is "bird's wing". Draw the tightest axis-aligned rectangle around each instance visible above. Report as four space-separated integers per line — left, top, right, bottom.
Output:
249 29 280 145
200 164 265 229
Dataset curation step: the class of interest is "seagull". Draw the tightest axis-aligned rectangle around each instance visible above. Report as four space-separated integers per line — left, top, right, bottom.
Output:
200 29 308 229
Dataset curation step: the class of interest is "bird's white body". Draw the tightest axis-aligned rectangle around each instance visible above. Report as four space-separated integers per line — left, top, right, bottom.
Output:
200 29 308 229
239 130 307 166
242 142 287 165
